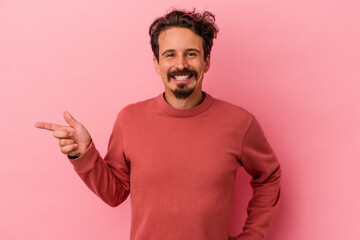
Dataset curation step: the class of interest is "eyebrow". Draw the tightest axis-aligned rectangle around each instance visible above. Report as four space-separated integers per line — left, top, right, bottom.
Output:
185 48 201 54
161 48 201 57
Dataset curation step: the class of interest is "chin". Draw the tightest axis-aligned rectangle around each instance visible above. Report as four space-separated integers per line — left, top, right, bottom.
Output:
171 87 195 99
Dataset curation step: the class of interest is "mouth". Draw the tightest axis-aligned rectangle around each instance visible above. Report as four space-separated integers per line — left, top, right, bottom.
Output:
167 68 198 83
171 74 194 83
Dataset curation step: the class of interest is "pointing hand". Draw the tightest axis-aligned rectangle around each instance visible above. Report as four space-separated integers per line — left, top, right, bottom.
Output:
35 111 92 158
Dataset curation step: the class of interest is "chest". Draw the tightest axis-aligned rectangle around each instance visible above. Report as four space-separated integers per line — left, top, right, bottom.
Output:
122 116 242 189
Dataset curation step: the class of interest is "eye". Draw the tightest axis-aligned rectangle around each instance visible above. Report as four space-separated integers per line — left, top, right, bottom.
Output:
165 53 175 58
186 52 197 57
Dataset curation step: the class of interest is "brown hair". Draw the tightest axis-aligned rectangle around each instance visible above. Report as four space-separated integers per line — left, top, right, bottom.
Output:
149 9 219 62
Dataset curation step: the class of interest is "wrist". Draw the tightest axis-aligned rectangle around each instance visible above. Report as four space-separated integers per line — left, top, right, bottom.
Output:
67 139 92 159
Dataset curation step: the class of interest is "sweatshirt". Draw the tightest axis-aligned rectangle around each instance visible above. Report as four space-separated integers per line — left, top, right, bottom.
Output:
69 92 281 240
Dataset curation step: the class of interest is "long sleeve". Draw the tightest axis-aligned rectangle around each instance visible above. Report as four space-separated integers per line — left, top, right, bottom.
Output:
68 113 131 207
64 94 281 240
236 116 281 240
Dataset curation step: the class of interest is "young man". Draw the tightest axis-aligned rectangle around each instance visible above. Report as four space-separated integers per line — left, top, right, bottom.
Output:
36 9 281 240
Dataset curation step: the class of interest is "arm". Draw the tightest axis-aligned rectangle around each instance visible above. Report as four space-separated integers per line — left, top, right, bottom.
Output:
69 113 130 207
236 116 281 240
35 111 130 207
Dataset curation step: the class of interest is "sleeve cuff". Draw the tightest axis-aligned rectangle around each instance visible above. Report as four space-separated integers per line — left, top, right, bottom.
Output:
67 141 100 173
235 228 264 240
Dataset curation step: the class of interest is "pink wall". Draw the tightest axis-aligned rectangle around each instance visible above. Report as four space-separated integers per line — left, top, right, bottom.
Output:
1 0 359 239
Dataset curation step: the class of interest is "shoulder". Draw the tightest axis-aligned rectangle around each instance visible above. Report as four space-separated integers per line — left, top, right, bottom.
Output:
122 96 157 114
211 95 254 120
115 96 158 123
206 95 256 132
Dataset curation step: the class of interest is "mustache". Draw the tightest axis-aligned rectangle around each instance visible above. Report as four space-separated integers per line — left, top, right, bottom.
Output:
167 68 198 81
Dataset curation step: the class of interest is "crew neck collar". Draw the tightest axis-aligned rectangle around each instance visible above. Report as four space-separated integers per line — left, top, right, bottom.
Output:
156 92 213 117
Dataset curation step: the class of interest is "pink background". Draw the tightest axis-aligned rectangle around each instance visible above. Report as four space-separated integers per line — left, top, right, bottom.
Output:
1 0 359 239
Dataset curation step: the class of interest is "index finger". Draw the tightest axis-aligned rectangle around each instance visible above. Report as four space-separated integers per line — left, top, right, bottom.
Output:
35 122 71 131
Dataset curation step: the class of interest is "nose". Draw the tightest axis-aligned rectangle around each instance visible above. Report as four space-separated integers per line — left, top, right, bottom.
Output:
174 55 188 70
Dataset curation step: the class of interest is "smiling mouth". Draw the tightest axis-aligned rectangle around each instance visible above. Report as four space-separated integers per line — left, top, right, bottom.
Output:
171 74 194 81
167 68 198 82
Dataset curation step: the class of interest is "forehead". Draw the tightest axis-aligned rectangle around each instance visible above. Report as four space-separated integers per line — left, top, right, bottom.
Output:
158 27 203 53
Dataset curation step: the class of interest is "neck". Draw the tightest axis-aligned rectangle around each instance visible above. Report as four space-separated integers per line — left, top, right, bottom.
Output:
163 90 205 109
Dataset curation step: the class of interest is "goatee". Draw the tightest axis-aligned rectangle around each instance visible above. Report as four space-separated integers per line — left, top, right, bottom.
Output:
172 87 195 99
167 68 198 99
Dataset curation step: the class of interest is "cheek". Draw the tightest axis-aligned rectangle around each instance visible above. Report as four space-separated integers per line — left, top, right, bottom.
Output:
159 62 172 74
190 59 204 70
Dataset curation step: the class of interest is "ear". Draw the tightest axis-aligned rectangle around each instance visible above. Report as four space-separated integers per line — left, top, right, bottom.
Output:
153 56 161 75
204 54 211 73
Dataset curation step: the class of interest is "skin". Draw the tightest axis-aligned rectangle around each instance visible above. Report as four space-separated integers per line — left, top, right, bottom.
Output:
35 111 91 157
36 27 212 157
153 27 210 109
35 26 236 239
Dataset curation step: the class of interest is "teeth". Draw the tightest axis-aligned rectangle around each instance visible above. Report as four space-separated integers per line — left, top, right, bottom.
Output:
174 75 190 81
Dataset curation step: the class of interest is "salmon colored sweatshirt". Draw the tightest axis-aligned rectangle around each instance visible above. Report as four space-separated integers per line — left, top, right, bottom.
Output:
69 92 281 240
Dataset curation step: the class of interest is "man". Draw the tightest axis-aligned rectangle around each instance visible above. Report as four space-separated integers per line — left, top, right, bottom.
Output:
35 9 281 240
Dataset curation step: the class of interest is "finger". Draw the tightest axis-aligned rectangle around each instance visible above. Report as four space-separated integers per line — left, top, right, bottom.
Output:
59 138 75 147
68 128 76 137
35 122 68 131
67 150 80 158
63 111 81 128
61 143 78 154
53 130 71 139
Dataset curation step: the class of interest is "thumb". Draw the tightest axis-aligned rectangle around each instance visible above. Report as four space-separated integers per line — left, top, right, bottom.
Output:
63 111 81 128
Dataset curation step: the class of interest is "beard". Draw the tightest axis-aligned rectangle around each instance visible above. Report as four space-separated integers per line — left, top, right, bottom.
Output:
167 68 198 99
171 84 195 99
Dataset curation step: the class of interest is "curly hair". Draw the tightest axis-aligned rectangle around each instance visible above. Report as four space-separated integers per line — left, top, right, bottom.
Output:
149 9 219 62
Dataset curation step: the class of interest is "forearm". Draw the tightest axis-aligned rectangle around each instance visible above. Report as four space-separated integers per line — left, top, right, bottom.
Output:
69 141 130 207
238 166 281 239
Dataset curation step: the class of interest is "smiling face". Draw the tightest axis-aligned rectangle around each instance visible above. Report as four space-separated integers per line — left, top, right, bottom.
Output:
153 27 210 101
